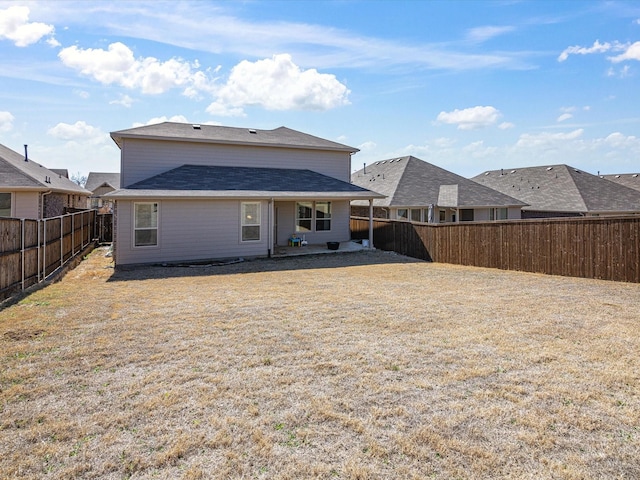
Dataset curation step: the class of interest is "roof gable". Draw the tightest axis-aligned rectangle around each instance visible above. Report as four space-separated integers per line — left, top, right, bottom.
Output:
351 156 525 207
85 172 121 192
110 122 358 153
472 165 640 213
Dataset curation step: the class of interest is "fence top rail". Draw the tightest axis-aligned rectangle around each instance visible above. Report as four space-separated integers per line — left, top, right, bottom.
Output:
351 214 640 226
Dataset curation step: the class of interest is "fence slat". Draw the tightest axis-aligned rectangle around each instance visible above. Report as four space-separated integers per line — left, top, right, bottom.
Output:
351 216 640 283
0 210 97 301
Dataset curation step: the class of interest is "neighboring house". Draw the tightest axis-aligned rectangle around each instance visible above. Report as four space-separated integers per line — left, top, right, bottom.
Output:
105 122 384 266
0 143 90 219
50 169 69 178
472 164 640 218
85 172 121 212
600 173 640 192
350 155 525 223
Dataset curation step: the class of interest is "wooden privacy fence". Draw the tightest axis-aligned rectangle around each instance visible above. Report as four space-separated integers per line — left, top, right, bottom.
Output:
0 210 96 301
96 213 113 243
351 216 640 283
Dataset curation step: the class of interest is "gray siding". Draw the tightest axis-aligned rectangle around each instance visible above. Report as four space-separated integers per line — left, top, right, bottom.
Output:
115 198 352 265
14 191 40 219
120 139 351 187
115 199 272 266
274 200 351 246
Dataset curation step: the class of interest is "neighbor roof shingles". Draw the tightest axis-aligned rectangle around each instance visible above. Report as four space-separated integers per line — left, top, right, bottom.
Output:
85 172 121 192
472 165 640 213
0 144 89 194
351 156 526 208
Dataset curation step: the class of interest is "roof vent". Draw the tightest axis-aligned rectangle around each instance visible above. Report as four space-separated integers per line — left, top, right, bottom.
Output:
615 175 621 178
546 167 553 171
24 144 28 162
248 129 257 134
511 170 516 174
484 172 490 176
192 124 201 130
633 174 638 178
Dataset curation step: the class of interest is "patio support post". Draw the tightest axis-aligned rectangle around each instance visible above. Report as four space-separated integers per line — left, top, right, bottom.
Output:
368 199 374 249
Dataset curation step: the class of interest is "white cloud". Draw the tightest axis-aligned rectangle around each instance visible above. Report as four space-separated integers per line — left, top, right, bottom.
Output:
463 140 498 158
110 94 135 108
0 6 56 47
357 141 377 151
557 113 573 122
499 122 515 130
466 26 515 43
515 129 584 148
132 115 190 127
558 40 613 62
609 41 640 62
0 111 15 132
436 106 502 130
600 132 640 149
58 42 216 95
47 121 108 145
74 90 90 99
206 54 350 116
131 116 221 128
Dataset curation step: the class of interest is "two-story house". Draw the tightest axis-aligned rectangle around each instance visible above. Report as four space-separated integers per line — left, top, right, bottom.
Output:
106 122 383 266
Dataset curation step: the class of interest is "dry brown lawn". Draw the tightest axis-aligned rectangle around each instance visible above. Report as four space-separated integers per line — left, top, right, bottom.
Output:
1 247 639 479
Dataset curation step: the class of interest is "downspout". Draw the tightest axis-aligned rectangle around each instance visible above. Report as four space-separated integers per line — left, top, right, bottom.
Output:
41 190 52 219
267 198 274 258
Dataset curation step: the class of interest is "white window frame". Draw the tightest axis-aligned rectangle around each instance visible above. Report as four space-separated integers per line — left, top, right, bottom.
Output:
133 202 159 248
410 208 421 222
241 202 261 242
397 208 409 221
0 192 13 217
295 201 332 233
315 201 332 232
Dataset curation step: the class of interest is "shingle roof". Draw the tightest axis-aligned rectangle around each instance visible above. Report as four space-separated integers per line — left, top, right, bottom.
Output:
0 144 90 194
85 172 121 192
110 122 358 153
600 173 640 192
106 164 384 200
351 155 526 208
472 165 640 213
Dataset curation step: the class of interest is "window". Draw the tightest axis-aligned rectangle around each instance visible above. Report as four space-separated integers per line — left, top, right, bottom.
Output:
296 201 331 232
315 202 331 231
490 208 508 221
439 210 446 223
0 193 11 217
460 209 474 222
397 208 408 220
411 209 421 222
241 202 261 241
134 202 158 247
296 202 313 232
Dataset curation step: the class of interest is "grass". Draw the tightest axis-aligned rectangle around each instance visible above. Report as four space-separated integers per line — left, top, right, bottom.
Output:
1 247 639 479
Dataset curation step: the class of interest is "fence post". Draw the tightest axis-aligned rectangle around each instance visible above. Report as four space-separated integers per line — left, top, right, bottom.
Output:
21 218 25 291
42 218 46 279
72 213 75 256
60 216 64 268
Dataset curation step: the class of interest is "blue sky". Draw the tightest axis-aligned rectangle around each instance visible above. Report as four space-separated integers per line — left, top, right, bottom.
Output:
1 0 639 179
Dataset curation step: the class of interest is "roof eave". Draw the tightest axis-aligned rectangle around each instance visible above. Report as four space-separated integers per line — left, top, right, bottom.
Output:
110 132 358 153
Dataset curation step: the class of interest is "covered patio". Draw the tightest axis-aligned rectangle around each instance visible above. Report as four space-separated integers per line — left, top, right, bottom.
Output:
272 239 370 258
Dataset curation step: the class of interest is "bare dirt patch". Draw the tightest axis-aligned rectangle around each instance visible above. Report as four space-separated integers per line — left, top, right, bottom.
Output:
1 247 639 479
